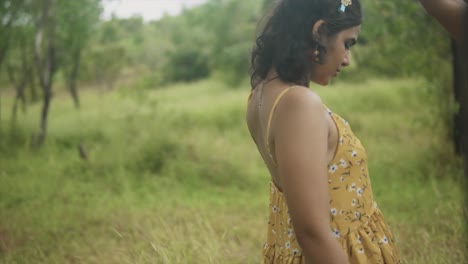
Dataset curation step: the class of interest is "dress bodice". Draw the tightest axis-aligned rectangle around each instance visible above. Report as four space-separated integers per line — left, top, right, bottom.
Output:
262 107 400 264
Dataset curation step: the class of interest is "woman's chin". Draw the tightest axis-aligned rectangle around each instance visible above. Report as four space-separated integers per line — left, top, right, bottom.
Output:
310 74 332 86
312 79 330 86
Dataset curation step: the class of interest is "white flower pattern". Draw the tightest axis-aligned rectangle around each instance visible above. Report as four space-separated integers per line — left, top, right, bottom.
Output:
355 211 361 219
332 228 340 238
292 248 299 255
272 205 280 213
340 159 346 167
381 236 389 244
357 187 363 196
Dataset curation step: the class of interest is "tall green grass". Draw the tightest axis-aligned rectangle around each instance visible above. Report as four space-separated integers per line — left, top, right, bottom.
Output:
0 78 465 263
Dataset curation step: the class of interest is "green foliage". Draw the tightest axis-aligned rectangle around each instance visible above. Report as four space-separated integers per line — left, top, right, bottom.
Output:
357 1 451 79
85 0 260 88
80 44 126 89
163 47 210 82
205 0 258 86
56 0 101 67
132 73 164 90
0 0 28 85
212 40 252 87
55 0 449 92
0 0 103 141
2 0 451 90
98 18 121 44
346 1 454 142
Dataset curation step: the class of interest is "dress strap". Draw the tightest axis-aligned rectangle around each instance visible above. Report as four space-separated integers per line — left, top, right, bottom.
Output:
266 86 299 163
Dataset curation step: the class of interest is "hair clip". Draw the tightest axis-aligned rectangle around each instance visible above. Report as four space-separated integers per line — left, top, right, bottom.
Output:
338 0 352 13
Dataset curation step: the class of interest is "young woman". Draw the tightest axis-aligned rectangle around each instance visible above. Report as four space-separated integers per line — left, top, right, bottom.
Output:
246 0 400 263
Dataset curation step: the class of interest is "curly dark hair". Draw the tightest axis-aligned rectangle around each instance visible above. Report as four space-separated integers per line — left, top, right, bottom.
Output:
250 0 363 88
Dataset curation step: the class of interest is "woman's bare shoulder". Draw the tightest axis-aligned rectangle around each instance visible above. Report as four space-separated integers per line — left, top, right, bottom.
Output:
276 86 324 115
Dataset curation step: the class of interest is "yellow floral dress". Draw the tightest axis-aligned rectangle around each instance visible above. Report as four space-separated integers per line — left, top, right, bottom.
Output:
261 104 400 263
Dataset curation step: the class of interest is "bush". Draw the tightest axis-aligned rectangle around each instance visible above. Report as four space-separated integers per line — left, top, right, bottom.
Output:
163 48 210 83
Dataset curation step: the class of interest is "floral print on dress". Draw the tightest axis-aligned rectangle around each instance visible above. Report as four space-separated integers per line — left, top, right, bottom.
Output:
332 228 341 238
272 205 280 213
261 107 400 264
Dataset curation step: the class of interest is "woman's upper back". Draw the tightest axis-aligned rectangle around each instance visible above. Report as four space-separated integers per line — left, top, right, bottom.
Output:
246 79 339 190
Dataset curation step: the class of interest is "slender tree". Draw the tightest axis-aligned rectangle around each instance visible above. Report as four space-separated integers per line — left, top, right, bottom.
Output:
58 0 101 108
34 0 57 144
0 0 25 128
0 0 23 69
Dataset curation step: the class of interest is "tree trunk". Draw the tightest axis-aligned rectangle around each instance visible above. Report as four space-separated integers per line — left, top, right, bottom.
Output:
0 0 24 133
11 80 27 126
6 63 27 126
461 5 468 206
6 63 18 121
461 5 468 233
0 51 3 131
0 46 3 131
34 0 56 145
19 35 30 114
0 0 22 75
452 41 464 155
38 87 52 143
0 43 8 71
29 64 38 102
0 31 7 133
0 87 2 132
68 48 81 108
262 0 276 12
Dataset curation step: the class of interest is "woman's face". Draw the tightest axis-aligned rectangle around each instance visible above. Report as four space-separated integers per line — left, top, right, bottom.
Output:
311 25 361 86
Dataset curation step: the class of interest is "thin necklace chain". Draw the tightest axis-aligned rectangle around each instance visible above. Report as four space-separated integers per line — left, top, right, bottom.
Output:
258 76 279 110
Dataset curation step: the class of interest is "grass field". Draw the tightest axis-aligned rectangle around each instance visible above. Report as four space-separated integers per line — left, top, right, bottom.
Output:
0 78 466 263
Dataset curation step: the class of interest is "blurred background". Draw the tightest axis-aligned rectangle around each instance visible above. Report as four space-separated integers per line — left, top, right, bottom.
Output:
0 0 466 263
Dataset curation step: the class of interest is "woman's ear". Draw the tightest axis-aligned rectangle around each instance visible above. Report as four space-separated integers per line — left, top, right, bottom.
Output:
312 19 327 43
